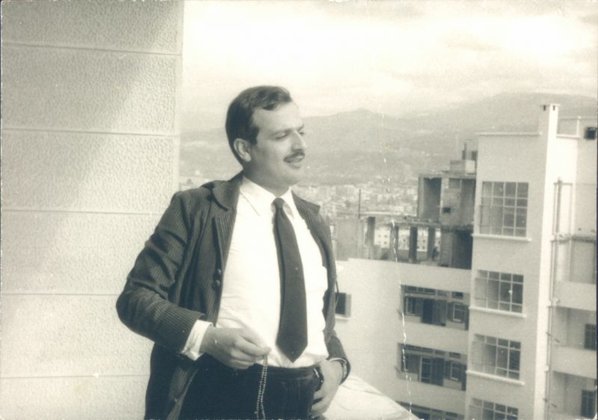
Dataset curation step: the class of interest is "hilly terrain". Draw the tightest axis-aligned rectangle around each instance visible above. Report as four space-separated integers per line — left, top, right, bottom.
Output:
180 93 596 185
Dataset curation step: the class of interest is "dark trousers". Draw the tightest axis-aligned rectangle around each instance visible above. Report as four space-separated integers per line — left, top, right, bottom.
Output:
180 355 321 420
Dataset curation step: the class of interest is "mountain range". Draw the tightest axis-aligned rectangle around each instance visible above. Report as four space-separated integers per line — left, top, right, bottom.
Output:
180 93 596 186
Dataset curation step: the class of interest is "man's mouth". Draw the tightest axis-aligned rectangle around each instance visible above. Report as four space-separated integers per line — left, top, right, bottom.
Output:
284 152 305 164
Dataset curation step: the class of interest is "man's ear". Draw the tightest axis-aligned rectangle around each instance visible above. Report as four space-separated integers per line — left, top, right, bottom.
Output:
233 138 252 163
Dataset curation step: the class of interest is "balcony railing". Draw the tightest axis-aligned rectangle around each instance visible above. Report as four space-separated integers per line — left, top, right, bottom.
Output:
393 379 466 415
554 281 596 312
551 345 597 379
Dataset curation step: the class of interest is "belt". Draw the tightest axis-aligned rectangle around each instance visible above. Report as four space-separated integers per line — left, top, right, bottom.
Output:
199 355 322 383
247 362 321 380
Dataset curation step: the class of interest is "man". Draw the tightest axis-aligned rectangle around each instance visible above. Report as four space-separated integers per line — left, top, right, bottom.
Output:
116 86 350 420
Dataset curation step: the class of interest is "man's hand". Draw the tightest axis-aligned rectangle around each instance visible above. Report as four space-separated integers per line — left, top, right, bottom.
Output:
311 359 343 416
200 326 270 369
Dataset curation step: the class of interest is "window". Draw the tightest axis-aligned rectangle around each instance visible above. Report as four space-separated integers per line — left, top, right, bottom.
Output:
585 324 596 351
420 357 433 383
475 270 523 313
446 361 463 381
404 296 423 316
405 286 435 295
480 182 528 237
335 292 351 317
401 353 419 374
469 398 518 420
449 178 462 189
421 299 447 326
402 286 469 329
584 126 597 140
472 335 521 379
581 389 596 418
448 302 467 323
398 344 466 389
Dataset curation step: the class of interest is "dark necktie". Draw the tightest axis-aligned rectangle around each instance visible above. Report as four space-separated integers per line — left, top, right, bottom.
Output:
272 197 307 362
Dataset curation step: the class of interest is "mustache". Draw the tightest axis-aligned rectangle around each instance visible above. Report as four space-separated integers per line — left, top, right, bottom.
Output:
285 151 306 160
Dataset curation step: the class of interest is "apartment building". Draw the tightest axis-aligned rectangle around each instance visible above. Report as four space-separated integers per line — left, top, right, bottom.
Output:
395 148 476 419
334 104 596 420
466 105 596 419
335 148 477 418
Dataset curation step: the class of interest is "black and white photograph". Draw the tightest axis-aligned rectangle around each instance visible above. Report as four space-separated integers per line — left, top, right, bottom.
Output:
1 1 596 419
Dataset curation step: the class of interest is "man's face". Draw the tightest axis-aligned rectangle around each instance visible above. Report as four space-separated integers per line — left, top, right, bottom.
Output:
242 102 307 195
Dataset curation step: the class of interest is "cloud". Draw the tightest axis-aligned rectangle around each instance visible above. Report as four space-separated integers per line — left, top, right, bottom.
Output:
182 1 597 130
443 33 502 53
580 10 598 26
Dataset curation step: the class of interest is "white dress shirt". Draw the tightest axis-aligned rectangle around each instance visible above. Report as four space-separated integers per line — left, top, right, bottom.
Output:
182 177 329 367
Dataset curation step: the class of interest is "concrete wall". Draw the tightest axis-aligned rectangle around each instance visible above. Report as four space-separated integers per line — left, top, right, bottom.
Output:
467 106 562 420
1 2 183 418
335 259 470 413
574 121 597 234
394 380 466 414
335 259 403 399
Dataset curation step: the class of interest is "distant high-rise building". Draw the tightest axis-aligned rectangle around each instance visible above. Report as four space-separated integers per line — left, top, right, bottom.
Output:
334 104 597 420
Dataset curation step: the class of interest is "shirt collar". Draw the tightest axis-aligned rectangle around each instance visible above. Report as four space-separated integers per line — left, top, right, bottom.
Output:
240 176 297 218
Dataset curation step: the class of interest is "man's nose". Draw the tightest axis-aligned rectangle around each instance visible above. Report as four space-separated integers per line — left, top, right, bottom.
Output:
291 131 307 150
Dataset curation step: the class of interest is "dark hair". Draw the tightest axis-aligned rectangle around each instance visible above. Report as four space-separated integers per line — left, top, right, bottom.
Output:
225 86 293 161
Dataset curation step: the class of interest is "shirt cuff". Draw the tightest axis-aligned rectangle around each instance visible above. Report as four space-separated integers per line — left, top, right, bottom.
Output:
180 320 212 361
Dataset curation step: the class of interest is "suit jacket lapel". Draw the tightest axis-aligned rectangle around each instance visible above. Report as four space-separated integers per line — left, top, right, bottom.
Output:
211 173 242 272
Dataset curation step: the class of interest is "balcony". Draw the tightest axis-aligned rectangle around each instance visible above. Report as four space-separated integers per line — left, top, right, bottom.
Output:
396 262 471 292
551 345 597 379
335 205 473 269
393 379 466 414
548 412 588 420
399 322 469 354
554 281 596 312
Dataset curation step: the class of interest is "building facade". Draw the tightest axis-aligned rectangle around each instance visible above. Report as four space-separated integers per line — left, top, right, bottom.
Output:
334 104 597 420
467 105 596 420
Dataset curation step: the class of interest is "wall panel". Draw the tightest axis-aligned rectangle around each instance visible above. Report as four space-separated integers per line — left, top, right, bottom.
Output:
2 212 161 293
3 132 176 211
2 47 178 133
2 1 180 53
1 376 147 419
0 1 183 417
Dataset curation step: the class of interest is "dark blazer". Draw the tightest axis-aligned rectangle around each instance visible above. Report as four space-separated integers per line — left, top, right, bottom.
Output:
116 174 348 419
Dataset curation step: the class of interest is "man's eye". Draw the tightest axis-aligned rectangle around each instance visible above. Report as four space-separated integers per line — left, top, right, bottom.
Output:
299 130 306 137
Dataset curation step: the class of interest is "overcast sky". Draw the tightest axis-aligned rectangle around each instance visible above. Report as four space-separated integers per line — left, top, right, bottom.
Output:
182 1 597 131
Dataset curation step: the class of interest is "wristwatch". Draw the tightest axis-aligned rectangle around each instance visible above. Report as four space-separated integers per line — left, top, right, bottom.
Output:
328 357 350 384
